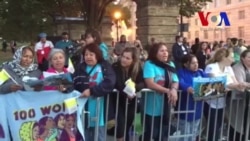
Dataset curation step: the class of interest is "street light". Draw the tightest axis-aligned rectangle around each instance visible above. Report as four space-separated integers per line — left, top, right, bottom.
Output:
114 11 121 42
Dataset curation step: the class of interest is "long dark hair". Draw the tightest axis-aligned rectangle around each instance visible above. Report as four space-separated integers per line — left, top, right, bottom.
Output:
82 43 103 63
84 29 102 45
148 42 169 63
182 54 197 68
196 42 208 56
120 47 141 81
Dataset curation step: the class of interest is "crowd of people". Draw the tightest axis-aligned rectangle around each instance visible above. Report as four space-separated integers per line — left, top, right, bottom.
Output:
1 29 250 141
172 36 250 141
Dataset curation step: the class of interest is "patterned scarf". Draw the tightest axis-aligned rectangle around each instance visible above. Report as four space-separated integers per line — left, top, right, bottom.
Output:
5 46 38 77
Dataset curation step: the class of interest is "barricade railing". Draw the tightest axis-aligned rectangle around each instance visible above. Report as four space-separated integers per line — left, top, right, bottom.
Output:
82 89 250 141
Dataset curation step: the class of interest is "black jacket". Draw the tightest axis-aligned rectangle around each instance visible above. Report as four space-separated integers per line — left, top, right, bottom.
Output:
196 51 208 70
172 43 189 70
73 60 116 97
112 62 145 97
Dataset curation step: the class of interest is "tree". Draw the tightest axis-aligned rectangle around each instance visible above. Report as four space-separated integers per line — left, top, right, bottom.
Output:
0 0 81 41
178 0 212 17
1 0 117 40
77 0 115 29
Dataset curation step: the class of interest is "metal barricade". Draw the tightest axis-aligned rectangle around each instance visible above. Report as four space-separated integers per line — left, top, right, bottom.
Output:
81 89 250 141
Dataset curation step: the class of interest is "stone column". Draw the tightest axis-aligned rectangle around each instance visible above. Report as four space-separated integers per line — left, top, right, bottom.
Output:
136 0 179 50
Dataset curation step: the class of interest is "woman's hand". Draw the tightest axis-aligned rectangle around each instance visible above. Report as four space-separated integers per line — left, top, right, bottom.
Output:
187 87 194 94
127 93 136 100
236 83 246 92
57 85 66 92
80 89 91 97
10 84 22 92
169 88 178 106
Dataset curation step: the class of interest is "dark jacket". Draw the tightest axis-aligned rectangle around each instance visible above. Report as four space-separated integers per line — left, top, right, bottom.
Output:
191 43 199 55
196 51 208 70
112 62 145 102
108 62 144 120
73 60 116 97
172 43 189 70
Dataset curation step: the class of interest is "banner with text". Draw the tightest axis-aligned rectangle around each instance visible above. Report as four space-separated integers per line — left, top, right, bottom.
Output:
0 90 86 141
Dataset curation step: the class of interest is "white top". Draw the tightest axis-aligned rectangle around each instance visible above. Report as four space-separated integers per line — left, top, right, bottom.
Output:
34 40 54 52
205 62 235 109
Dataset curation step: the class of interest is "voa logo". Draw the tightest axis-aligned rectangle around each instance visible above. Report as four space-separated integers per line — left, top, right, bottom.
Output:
198 11 231 26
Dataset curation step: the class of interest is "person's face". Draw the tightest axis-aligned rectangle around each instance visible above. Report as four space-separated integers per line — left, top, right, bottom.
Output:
242 52 250 67
227 39 231 44
178 37 183 43
20 49 33 68
121 52 133 68
62 35 69 40
188 57 199 71
84 49 97 66
85 34 95 44
65 116 74 129
120 36 126 42
51 52 65 71
41 37 46 43
156 45 168 62
201 43 207 50
32 125 39 139
45 118 55 129
57 116 66 129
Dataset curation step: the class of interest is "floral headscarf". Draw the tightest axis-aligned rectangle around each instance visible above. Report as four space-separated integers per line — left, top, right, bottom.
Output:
6 46 38 77
19 121 37 141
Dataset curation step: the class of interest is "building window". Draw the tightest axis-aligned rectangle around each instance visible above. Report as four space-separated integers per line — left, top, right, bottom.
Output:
195 19 198 26
204 30 208 39
214 30 219 39
187 32 191 39
226 0 231 4
239 10 245 19
195 31 199 37
187 19 191 26
238 26 244 38
225 28 231 38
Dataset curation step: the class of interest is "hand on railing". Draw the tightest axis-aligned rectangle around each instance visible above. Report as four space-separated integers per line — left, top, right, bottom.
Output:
169 88 178 106
187 87 194 94
127 94 136 100
236 82 247 92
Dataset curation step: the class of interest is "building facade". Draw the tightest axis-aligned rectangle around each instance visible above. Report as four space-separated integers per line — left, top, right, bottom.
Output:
184 0 250 44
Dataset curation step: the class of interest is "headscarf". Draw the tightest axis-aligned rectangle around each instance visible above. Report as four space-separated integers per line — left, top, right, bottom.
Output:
19 121 37 141
6 46 38 77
